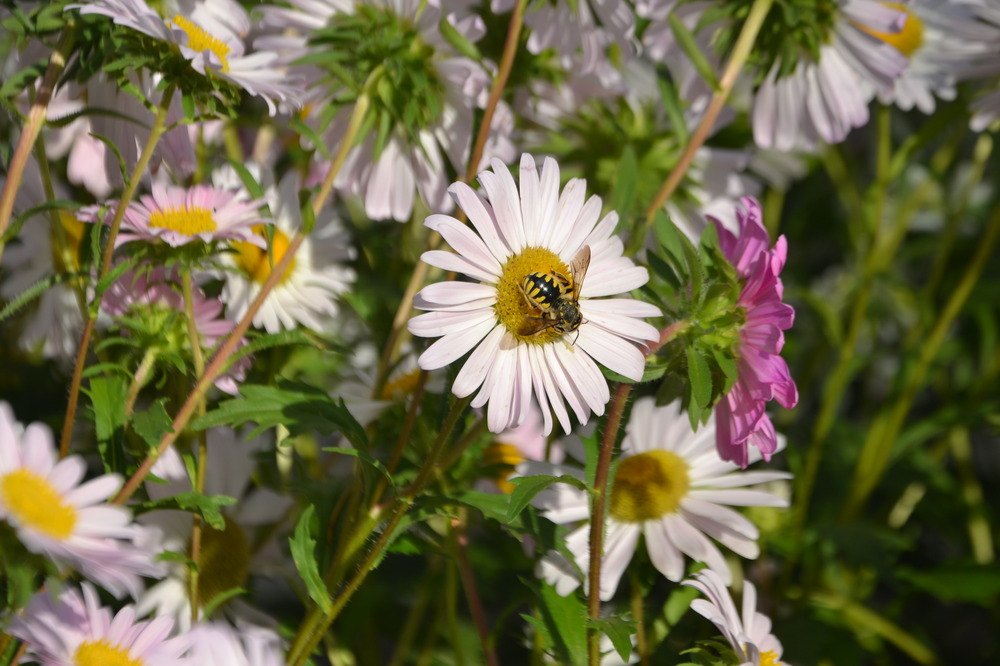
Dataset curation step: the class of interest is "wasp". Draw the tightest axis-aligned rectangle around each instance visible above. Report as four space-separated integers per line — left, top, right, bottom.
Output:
517 245 590 338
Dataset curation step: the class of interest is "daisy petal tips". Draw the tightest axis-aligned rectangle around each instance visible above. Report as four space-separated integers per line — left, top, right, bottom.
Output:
408 154 661 435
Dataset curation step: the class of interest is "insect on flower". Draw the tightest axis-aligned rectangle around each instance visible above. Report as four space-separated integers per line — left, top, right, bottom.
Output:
517 245 590 340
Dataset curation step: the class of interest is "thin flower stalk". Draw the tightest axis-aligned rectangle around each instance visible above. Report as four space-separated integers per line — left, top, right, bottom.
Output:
0 30 73 261
59 85 176 458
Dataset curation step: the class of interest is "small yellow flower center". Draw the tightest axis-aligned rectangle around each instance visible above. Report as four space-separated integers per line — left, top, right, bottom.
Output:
171 14 231 72
74 640 143 666
494 247 572 346
380 368 423 401
233 226 295 285
609 451 690 523
759 649 783 666
53 211 87 273
189 516 251 609
0 468 78 539
149 205 217 236
482 442 525 494
858 3 924 56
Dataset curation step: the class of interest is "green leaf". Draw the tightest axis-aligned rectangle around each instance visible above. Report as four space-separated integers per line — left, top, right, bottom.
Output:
86 375 128 475
506 474 589 524
227 159 267 200
530 581 588 665
686 346 713 409
289 506 333 614
587 616 635 662
896 565 1000 606
600 359 669 385
142 492 237 530
609 146 639 217
668 12 720 91
658 72 688 145
438 16 481 60
446 490 512 524
132 399 173 449
323 446 395 490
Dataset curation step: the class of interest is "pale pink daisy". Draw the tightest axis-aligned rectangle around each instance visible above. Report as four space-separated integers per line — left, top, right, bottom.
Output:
0 402 161 598
712 198 797 468
188 621 285 666
531 398 791 600
101 265 251 394
79 182 266 248
220 172 356 334
407 154 661 434
683 568 789 666
73 0 304 114
9 583 194 666
956 0 1000 130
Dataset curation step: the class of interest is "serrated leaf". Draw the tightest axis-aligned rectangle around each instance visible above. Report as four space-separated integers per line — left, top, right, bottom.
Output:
446 490 511 523
534 581 588 665
587 616 635 662
132 399 173 449
290 506 333 613
686 346 713 409
87 375 128 475
506 474 589 523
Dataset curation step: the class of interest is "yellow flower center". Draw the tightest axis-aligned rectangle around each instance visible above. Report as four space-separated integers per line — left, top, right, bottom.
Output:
0 468 78 539
759 649 783 666
171 14 231 72
858 3 924 56
494 247 572 346
609 450 690 523
149 205 217 236
233 226 296 285
189 516 251 609
380 368 423 401
74 640 143 666
52 211 87 274
482 442 525 494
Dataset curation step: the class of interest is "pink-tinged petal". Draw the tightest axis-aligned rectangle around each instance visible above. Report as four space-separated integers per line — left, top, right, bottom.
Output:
482 344 518 431
417 317 497 370
534 156 562 248
448 181 512 262
663 515 731 584
689 470 792 488
479 159 525 252
581 301 661 343
45 456 88 493
452 325 506 398
579 264 649 298
425 214 502 276
413 281 496 310
576 325 646 381
546 178 586 252
542 344 591 426
518 154 542 246
689 488 789 508
553 344 608 416
644 519 685 582
559 194 603 258
21 424 57 474
62 474 122 507
419 250 497 283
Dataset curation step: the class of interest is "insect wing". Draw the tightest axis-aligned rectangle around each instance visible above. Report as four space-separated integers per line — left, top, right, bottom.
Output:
568 245 591 300
518 316 556 337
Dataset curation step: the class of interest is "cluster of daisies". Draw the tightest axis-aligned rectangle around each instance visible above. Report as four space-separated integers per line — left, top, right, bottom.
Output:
2 0 1000 663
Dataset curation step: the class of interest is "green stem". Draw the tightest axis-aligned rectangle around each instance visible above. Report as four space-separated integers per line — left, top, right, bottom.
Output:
641 0 774 231
629 567 648 666
286 395 473 666
842 199 1000 518
0 30 73 264
452 513 500 666
59 85 176 458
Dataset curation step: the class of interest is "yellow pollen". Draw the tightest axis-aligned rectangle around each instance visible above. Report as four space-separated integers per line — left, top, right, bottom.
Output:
0 469 77 539
381 368 423 401
482 442 525 494
74 640 143 666
149 205 217 236
494 247 571 346
759 649 783 666
171 14 231 72
233 226 295 285
858 3 924 56
610 450 690 523
189 517 251 608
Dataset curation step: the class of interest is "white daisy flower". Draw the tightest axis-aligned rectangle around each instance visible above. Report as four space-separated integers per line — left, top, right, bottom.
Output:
0 402 162 599
861 0 1000 114
9 583 194 666
407 154 661 434
956 0 1000 130
530 398 790 601
188 621 285 666
135 429 293 631
74 0 304 114
220 171 356 334
259 0 514 222
683 568 788 666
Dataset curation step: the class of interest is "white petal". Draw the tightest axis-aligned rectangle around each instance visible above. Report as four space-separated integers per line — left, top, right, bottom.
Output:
453 324 506 397
448 181 511 262
425 214 503 276
417 318 497 370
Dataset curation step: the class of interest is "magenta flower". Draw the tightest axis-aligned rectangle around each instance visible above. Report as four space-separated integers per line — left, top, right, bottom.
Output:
712 197 797 468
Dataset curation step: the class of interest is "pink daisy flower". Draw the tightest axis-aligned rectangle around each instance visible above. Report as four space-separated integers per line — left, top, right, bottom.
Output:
712 197 798 468
9 582 194 666
407 154 661 434
0 402 161 599
80 182 266 248
683 569 788 666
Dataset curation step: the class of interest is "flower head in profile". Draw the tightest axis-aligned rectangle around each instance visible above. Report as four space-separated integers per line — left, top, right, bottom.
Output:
80 182 266 249
683 569 788 666
9 583 194 666
408 154 661 434
712 198 797 468
531 398 790 600
74 0 304 114
0 403 161 599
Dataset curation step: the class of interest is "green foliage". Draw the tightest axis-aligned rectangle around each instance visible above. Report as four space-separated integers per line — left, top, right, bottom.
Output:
290 505 333 614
